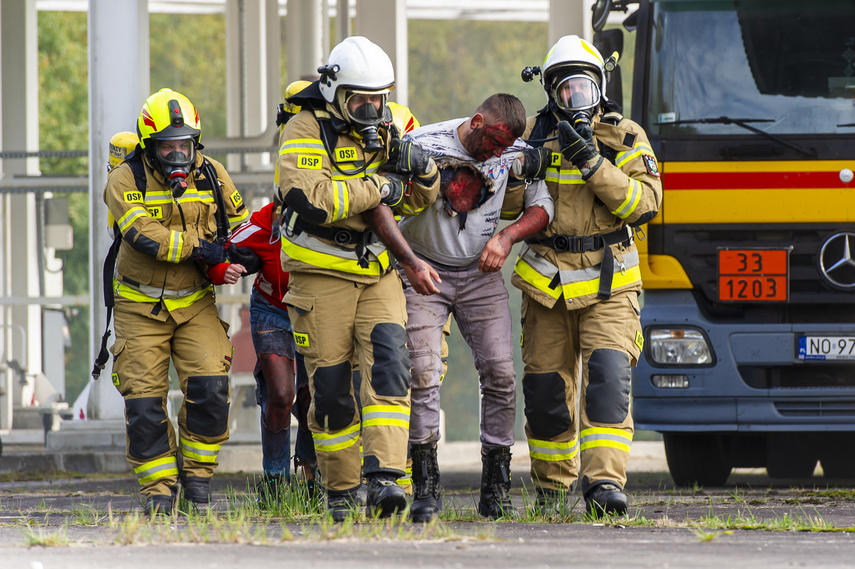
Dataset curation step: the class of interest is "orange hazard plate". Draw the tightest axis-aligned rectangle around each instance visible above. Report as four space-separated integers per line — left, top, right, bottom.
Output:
717 249 789 302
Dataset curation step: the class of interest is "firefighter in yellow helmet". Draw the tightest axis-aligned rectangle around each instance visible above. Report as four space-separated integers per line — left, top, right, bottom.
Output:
103 88 250 516
277 36 440 521
514 36 663 518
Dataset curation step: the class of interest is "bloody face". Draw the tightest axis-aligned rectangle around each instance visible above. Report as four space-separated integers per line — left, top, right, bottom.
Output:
465 122 516 161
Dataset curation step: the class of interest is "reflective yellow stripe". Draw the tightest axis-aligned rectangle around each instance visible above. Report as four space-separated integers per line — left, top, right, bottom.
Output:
144 190 172 205
281 237 389 276
280 138 326 156
616 144 654 169
579 427 632 453
175 190 215 204
513 256 562 300
134 456 179 484
332 180 349 221
180 437 221 463
167 230 183 263
313 423 361 453
528 436 579 462
114 280 212 308
560 265 641 299
362 404 410 429
229 209 249 228
545 167 584 185
117 206 148 232
162 286 212 310
612 178 641 220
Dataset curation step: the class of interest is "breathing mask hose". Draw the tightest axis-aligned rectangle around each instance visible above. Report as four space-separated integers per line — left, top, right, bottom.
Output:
200 160 230 245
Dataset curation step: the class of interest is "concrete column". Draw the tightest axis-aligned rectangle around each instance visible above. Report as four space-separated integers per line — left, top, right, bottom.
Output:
549 0 594 45
1 0 41 415
354 0 407 106
225 0 281 172
286 0 326 83
87 0 149 420
335 0 350 44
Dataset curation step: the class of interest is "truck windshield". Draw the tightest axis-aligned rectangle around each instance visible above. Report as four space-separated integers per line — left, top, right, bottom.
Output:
647 0 855 136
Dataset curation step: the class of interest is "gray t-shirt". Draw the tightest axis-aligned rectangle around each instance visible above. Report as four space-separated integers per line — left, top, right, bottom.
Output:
398 117 554 267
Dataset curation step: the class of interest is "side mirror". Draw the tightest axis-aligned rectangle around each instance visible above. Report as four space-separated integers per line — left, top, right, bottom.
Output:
592 0 613 32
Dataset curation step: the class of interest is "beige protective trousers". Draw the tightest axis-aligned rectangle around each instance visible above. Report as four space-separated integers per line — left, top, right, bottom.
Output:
111 300 233 497
520 289 642 494
285 270 411 492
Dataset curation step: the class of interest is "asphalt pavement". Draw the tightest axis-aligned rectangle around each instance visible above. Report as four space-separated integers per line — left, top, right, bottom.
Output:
2 440 855 568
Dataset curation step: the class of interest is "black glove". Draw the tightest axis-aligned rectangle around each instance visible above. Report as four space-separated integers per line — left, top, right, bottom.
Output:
192 239 227 265
227 244 262 275
386 138 433 177
558 120 600 170
512 147 552 181
377 174 406 208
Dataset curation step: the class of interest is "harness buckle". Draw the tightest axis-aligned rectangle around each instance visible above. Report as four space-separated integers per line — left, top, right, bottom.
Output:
552 235 570 252
333 229 352 246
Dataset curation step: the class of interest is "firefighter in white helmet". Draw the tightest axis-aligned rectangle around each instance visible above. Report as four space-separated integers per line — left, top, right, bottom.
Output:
514 35 663 518
277 36 440 521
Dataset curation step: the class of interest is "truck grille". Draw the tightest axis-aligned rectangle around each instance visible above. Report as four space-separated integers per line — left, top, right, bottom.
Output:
739 364 855 389
649 224 855 320
774 400 855 417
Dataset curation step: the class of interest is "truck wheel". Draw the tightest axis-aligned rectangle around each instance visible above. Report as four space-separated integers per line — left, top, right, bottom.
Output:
663 433 731 487
819 434 855 479
766 434 817 479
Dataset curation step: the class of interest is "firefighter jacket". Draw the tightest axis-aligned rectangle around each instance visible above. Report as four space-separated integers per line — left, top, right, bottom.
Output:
277 105 440 284
512 110 663 310
104 152 248 324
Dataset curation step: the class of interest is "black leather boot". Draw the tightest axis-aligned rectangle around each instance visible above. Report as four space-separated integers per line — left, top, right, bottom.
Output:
410 443 441 523
182 475 212 506
478 446 515 519
365 472 407 518
327 486 360 522
584 481 628 518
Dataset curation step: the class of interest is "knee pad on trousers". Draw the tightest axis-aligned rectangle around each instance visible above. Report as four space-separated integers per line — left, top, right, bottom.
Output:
313 361 356 431
370 323 410 397
585 349 631 424
523 372 572 439
125 396 171 459
185 375 230 437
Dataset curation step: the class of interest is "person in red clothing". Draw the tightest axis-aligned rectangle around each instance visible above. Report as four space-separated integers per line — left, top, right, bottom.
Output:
208 199 317 504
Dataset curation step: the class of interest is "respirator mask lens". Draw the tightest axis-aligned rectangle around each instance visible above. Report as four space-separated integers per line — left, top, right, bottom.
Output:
554 75 600 113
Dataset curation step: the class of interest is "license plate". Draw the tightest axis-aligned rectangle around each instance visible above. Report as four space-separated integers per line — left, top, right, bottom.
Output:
718 248 789 302
798 336 855 360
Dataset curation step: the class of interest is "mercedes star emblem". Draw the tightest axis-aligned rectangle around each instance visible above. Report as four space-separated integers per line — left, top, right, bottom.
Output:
819 232 855 290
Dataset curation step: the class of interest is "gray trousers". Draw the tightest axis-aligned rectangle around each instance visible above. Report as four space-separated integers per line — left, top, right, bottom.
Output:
400 260 516 448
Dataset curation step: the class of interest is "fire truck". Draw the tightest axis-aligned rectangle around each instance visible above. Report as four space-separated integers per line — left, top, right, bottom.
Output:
592 0 855 485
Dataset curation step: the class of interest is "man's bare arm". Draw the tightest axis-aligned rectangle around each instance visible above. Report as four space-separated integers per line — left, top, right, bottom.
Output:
363 205 442 295
479 206 549 273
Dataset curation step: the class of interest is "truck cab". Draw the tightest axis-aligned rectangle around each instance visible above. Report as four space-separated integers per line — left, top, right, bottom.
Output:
594 0 855 485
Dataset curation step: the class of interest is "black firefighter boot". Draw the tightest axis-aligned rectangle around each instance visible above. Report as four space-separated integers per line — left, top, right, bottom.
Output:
366 472 408 518
410 443 442 523
584 481 628 518
478 446 515 519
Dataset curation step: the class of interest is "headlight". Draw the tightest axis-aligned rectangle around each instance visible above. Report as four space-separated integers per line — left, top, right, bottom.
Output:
648 328 712 365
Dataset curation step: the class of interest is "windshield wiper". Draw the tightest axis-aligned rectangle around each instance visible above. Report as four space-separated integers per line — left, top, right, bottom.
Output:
654 116 816 158
839 123 855 127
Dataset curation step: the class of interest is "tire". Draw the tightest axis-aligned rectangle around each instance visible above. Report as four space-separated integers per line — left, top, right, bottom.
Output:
819 433 855 479
766 434 817 479
663 433 732 487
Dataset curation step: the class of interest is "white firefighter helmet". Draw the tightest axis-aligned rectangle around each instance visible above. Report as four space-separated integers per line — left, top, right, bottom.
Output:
318 36 395 128
541 35 608 110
